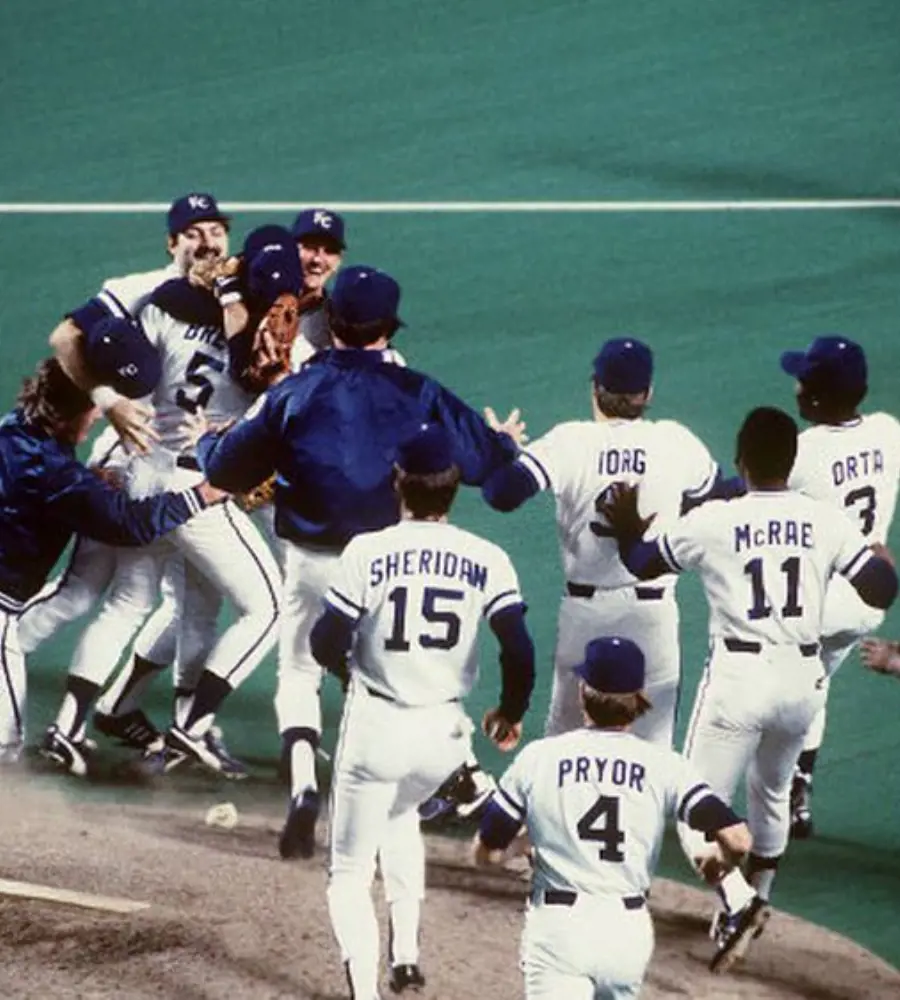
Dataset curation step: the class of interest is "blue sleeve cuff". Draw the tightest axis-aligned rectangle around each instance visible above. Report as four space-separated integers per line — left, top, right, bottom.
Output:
478 800 522 850
481 462 541 512
849 556 899 610
619 538 671 580
310 606 356 677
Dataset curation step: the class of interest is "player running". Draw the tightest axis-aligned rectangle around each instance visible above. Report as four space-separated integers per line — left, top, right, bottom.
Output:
599 406 897 969
779 336 900 837
474 635 752 997
310 423 535 999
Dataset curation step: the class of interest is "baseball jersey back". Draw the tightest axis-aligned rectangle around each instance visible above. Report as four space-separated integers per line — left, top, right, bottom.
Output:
519 418 717 591
496 729 709 897
789 413 900 544
659 491 873 645
325 520 523 705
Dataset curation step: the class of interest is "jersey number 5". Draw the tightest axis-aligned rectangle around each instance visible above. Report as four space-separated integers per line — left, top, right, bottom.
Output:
385 586 464 651
175 351 225 414
577 794 626 862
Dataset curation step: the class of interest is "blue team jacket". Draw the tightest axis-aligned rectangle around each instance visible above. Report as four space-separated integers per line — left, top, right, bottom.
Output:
196 349 518 549
0 410 203 606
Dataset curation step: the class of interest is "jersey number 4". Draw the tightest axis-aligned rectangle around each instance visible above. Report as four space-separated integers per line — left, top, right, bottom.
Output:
384 586 464 651
175 351 225 414
577 794 625 862
744 556 802 620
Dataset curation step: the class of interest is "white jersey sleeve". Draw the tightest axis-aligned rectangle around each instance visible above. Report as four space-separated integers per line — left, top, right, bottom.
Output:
516 422 580 493
325 536 369 624
654 420 719 504
657 504 710 573
97 264 180 320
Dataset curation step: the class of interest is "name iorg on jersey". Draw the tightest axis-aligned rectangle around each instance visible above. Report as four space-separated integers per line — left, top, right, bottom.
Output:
369 548 488 590
734 520 814 552
597 447 646 475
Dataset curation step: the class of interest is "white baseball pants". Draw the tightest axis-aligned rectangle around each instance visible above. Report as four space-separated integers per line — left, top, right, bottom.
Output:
327 680 471 1000
17 538 116 655
521 894 654 999
275 543 341 737
801 576 885 750
0 607 25 757
679 639 826 861
545 587 680 746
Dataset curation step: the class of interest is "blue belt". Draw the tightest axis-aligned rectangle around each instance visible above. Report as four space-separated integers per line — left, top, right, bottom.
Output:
566 582 664 601
723 637 818 658
535 889 646 910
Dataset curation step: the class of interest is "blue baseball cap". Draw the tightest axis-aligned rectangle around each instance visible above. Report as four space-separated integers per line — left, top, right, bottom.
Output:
573 637 646 693
396 423 456 475
243 226 303 312
291 208 346 250
780 336 867 393
167 192 230 237
330 265 403 327
592 338 653 394
83 316 161 399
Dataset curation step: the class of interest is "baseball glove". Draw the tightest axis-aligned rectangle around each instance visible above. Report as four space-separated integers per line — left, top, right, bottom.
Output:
234 474 277 513
188 254 241 293
240 294 301 393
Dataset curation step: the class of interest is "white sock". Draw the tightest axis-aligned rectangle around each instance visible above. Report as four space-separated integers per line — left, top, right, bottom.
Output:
290 740 316 799
389 899 421 966
748 867 776 902
717 869 756 912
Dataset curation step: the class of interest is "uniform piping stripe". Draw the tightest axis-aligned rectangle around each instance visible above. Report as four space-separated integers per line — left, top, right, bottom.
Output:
683 646 713 759
328 680 358 877
660 535 682 572
483 589 520 619
181 489 202 517
94 439 124 470
683 464 720 498
220 503 280 684
495 784 525 819
17 538 83 617
97 288 129 319
678 781 713 822
328 587 364 619
840 545 872 578
517 452 552 491
0 614 22 737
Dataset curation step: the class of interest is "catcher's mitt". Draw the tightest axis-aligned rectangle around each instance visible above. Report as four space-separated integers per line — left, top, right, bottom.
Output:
234 474 277 513
240 293 302 393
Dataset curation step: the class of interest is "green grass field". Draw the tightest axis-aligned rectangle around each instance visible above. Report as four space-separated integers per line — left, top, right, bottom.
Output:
1 0 899 967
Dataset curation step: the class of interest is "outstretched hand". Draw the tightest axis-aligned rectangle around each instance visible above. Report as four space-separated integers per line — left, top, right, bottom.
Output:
108 397 159 455
484 406 528 447
860 638 900 678
482 707 522 752
596 482 656 541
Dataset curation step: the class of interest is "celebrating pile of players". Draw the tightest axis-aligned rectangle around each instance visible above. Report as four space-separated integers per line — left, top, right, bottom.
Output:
0 191 897 999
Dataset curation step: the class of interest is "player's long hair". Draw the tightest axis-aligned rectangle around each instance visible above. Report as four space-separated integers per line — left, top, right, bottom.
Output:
581 686 652 728
592 381 650 420
18 358 93 435
395 465 462 519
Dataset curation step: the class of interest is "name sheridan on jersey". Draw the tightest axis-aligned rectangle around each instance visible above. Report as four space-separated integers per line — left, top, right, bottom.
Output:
369 546 488 590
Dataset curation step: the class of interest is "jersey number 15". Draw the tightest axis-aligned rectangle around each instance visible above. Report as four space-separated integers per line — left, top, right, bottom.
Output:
384 585 464 652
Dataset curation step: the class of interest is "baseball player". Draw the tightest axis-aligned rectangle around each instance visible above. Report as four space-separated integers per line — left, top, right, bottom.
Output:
600 406 897 968
289 208 346 368
0 357 221 766
310 423 535 1000
195 264 526 858
70 231 303 777
779 336 900 838
481 337 726 748
473 635 753 997
19 193 231 714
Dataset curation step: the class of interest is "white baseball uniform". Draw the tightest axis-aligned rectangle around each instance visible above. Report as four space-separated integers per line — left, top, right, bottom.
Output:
492 728 714 999
93 299 281 729
325 518 524 1000
662 490 876 861
517 417 718 745
789 413 900 690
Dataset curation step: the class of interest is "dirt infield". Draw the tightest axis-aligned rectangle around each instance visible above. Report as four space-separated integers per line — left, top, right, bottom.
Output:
0 777 897 1000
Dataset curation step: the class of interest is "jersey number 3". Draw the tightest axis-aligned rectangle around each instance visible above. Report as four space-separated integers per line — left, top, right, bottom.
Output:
845 485 876 536
385 586 464 651
577 794 626 862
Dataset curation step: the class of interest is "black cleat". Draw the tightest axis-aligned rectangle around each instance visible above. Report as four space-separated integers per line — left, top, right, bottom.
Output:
789 773 814 839
709 896 770 973
279 790 319 859
389 964 426 994
94 709 162 751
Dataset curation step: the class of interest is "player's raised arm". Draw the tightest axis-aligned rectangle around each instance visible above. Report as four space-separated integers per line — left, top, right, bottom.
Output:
195 389 281 494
